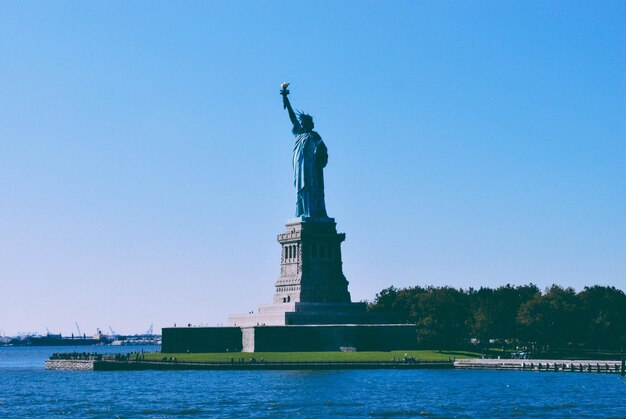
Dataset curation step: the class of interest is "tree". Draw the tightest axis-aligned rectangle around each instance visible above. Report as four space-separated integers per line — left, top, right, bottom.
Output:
415 287 471 349
468 284 539 348
369 286 426 323
517 285 578 349
492 284 539 342
468 287 497 348
578 286 626 350
369 282 625 351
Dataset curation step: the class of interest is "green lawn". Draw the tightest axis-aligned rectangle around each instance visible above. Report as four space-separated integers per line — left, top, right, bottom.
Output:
143 350 480 363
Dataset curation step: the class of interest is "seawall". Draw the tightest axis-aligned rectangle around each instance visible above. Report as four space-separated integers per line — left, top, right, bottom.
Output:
454 359 624 373
95 360 452 371
45 358 626 373
45 359 451 371
45 360 95 371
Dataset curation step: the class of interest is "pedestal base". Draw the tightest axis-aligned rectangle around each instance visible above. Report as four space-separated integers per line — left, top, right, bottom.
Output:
228 301 390 327
162 324 419 353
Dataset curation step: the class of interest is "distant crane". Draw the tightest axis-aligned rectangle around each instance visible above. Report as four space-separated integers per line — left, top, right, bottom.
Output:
108 325 117 336
146 324 154 336
75 322 84 339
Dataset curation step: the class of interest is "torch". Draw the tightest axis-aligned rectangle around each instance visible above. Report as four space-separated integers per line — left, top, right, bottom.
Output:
280 82 290 109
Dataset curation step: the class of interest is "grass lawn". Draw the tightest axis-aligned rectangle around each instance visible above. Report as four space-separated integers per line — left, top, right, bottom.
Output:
143 350 480 363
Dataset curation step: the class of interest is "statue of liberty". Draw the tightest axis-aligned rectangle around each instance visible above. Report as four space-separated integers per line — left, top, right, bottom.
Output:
280 83 328 219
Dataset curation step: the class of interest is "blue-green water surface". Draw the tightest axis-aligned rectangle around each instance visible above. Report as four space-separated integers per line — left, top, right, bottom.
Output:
1 346 625 417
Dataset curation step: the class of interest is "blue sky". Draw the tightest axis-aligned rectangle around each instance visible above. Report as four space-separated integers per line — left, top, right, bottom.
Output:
1 1 624 336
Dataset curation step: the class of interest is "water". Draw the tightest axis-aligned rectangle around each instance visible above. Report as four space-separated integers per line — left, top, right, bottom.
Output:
1 346 625 417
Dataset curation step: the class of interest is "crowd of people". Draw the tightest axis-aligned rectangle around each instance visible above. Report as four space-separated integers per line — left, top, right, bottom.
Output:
49 352 103 360
49 351 148 362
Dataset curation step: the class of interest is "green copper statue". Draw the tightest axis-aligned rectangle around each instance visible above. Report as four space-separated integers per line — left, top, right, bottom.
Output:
281 83 328 219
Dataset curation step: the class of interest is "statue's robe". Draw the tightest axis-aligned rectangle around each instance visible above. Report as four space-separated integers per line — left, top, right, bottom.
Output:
292 128 328 218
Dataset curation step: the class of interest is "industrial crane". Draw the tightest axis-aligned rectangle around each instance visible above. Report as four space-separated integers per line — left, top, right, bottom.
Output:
75 322 84 339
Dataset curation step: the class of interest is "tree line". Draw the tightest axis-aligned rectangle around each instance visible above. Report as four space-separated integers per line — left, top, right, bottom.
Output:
367 284 626 352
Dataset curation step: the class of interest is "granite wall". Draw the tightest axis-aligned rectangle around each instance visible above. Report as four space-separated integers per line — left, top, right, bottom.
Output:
161 327 242 353
250 325 419 352
162 325 418 353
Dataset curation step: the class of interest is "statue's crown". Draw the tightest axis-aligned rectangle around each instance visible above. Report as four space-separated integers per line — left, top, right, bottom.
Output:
297 112 313 124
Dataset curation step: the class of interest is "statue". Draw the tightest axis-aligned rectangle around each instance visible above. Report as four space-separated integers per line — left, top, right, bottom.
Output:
281 83 328 219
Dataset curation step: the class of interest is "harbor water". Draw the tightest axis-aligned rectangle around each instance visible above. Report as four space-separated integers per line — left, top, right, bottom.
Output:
1 346 625 417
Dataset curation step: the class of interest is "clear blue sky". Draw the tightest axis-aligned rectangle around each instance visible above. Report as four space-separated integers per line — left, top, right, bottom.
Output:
1 1 624 336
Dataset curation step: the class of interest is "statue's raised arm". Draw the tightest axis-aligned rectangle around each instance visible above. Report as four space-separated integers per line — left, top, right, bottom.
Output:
280 82 300 131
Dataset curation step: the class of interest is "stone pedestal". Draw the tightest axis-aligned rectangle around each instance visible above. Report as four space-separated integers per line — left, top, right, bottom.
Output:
274 217 350 304
228 217 377 327
170 218 404 352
